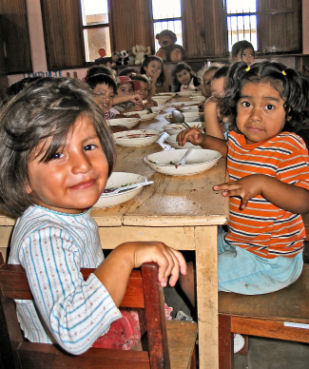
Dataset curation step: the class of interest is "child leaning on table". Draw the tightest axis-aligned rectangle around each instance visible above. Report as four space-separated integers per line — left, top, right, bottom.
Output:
0 78 187 355
177 61 309 303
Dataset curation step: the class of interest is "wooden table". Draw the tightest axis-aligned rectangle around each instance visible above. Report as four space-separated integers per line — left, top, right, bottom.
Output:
0 106 229 369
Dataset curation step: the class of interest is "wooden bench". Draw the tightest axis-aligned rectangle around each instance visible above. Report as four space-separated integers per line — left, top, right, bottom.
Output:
218 264 309 369
0 254 197 369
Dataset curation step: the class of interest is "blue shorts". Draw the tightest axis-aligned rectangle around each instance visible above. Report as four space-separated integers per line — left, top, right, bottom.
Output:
218 229 304 295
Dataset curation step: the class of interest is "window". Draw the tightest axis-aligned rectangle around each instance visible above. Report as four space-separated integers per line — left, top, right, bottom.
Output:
151 0 183 51
225 0 257 51
80 0 111 62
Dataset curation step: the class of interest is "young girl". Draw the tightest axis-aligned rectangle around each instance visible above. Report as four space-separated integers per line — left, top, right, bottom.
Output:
113 75 145 113
140 55 167 95
0 78 187 355
231 40 255 66
172 62 200 92
177 60 309 299
130 73 158 108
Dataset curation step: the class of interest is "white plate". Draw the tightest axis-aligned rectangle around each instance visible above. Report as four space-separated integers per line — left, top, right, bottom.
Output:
165 134 202 149
113 129 160 147
124 109 149 118
145 149 222 176
107 117 140 129
164 122 203 135
93 172 146 208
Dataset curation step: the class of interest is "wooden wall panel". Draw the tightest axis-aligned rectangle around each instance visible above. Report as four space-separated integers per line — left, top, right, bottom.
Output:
182 0 228 58
0 0 32 74
111 0 153 53
40 0 84 70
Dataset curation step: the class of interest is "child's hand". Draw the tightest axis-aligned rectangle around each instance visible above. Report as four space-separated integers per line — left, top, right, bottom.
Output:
213 174 263 209
130 94 143 105
177 127 204 147
133 241 187 287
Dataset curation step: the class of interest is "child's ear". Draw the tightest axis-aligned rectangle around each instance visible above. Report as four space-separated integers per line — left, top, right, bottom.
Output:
25 181 33 194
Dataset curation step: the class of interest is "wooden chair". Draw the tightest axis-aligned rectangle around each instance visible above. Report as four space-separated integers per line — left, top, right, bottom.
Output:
0 253 197 369
218 264 309 369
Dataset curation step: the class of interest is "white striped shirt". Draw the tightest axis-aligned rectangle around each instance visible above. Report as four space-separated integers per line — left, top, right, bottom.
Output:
8 205 121 355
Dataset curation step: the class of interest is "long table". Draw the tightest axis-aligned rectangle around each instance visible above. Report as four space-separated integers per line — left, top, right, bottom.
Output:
0 106 229 369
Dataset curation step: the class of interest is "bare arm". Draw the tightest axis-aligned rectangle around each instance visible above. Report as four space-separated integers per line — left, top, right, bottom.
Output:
203 97 225 139
214 174 309 214
94 241 187 306
112 94 143 106
177 127 228 157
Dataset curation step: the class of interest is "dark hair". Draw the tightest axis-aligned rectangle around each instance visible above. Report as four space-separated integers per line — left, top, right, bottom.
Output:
85 66 113 79
212 65 229 80
0 78 116 218
119 68 138 76
231 40 255 59
140 55 165 85
85 72 117 94
172 62 200 92
219 61 309 132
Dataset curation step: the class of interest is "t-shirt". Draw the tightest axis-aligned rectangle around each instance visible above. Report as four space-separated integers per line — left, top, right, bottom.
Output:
8 205 121 355
225 131 309 259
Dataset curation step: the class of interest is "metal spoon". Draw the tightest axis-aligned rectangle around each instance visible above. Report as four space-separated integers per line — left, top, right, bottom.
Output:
174 148 193 166
103 181 154 195
171 110 192 129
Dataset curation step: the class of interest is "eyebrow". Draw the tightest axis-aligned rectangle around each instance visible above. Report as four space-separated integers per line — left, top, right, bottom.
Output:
239 94 281 102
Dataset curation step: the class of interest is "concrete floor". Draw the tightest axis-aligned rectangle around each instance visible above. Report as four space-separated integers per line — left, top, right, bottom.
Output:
165 243 309 369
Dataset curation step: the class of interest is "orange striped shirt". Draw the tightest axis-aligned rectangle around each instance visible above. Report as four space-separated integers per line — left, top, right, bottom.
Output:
226 131 309 259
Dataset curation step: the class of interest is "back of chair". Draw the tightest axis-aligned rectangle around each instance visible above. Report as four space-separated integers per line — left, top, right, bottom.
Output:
0 253 170 369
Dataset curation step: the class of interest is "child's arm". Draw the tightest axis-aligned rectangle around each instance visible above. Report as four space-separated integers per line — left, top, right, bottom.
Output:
95 241 186 306
203 97 225 139
214 174 309 214
112 94 143 106
177 127 228 157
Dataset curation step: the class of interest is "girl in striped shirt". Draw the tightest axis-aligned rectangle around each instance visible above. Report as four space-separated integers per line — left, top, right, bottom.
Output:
177 61 309 299
0 77 187 355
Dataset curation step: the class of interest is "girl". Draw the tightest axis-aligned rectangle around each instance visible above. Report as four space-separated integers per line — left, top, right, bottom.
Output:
0 78 187 355
198 64 220 99
113 75 145 113
172 62 200 92
140 55 167 95
231 40 255 66
130 73 158 108
178 60 309 297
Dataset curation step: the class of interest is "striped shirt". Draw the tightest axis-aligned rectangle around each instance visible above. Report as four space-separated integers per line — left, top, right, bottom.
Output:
225 131 309 259
8 205 121 355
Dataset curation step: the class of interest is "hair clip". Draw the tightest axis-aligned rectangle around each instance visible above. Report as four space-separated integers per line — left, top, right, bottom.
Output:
282 70 287 76
245 66 251 72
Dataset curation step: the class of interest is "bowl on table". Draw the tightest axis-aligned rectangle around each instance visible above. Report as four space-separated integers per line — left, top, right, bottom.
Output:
151 96 171 105
113 129 160 147
176 91 196 97
164 122 203 136
144 149 222 176
93 172 148 208
107 117 140 130
124 109 149 118
182 111 203 122
139 112 158 121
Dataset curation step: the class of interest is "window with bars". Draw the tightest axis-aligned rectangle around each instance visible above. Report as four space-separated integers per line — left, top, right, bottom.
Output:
225 0 257 51
151 0 183 51
80 0 111 62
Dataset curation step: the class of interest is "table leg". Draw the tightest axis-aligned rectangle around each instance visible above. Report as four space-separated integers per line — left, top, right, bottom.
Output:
195 226 218 369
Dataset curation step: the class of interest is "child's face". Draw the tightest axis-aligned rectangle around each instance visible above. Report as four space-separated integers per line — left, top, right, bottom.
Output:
236 48 255 65
236 81 286 145
93 83 114 113
203 69 217 97
211 76 226 97
176 69 191 85
117 83 134 97
26 114 109 214
144 60 162 78
136 81 149 99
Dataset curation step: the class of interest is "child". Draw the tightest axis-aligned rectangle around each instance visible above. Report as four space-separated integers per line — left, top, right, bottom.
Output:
198 64 220 99
85 72 118 119
231 40 255 65
0 78 187 355
203 65 231 139
130 73 157 108
140 55 167 95
113 75 145 113
172 62 200 92
177 60 309 298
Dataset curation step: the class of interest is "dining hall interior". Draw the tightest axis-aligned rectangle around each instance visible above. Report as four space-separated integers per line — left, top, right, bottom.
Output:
0 1 308 369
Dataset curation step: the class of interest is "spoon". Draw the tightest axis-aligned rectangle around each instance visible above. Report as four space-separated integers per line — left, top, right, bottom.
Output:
174 148 193 166
172 110 191 129
103 180 154 195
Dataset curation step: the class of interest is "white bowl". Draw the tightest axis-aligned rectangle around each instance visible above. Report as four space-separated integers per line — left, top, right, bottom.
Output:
168 101 199 108
165 134 202 149
156 92 176 97
176 91 196 97
113 129 160 147
183 112 203 122
180 105 199 112
124 109 149 117
190 96 205 104
151 96 171 104
151 106 164 113
107 117 140 129
144 149 222 176
164 122 203 135
139 112 158 121
93 172 145 208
